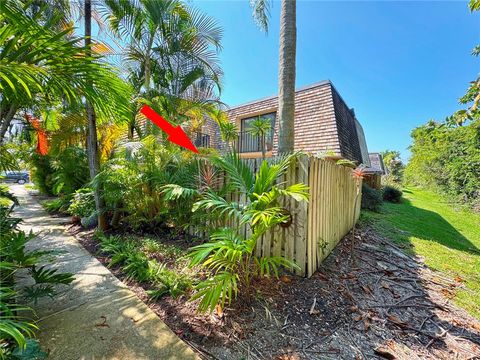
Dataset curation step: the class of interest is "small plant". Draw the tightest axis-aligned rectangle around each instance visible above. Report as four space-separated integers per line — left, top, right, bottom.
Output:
382 185 403 203
96 234 193 298
146 261 192 300
30 266 75 285
41 198 66 214
68 188 95 218
246 117 272 159
140 238 162 255
361 183 383 212
189 227 296 312
98 235 137 268
0 192 74 357
123 252 150 282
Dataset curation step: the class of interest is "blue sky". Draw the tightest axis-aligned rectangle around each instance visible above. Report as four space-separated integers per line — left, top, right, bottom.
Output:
192 0 479 160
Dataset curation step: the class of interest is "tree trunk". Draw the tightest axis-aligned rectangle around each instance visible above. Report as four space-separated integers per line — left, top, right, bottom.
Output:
0 104 18 144
128 121 134 140
111 200 123 228
144 33 154 92
277 0 296 154
85 0 107 231
261 134 266 160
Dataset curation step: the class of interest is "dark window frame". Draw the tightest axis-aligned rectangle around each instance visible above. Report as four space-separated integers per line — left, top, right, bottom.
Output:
240 111 276 138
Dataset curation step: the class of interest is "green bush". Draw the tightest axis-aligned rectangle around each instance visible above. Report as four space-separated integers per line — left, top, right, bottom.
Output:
382 185 403 203
96 234 193 298
30 154 55 196
361 183 383 212
0 191 73 357
94 137 202 229
405 119 479 208
146 262 192 300
51 146 89 197
68 188 95 217
30 147 89 202
41 198 67 214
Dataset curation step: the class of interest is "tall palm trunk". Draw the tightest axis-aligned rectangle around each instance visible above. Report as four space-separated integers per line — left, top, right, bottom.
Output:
260 133 266 160
277 0 296 154
85 0 107 230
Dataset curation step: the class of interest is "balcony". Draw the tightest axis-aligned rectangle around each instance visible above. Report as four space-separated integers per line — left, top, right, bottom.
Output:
234 131 273 153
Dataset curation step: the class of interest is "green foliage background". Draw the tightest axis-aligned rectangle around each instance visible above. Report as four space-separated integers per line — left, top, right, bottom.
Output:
405 119 480 209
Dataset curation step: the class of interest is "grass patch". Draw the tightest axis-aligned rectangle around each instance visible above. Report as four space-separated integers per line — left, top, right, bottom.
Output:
360 187 480 319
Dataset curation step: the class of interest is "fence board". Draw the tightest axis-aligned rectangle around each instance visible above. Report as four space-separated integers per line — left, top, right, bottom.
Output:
191 155 361 277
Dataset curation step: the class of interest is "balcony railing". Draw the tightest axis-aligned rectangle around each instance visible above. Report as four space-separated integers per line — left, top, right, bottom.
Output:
234 131 273 153
192 132 211 148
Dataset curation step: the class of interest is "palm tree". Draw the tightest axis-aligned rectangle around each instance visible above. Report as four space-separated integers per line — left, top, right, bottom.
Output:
85 0 107 230
247 117 271 159
0 1 130 142
102 0 224 133
0 0 124 143
219 122 239 151
251 0 296 154
189 152 309 312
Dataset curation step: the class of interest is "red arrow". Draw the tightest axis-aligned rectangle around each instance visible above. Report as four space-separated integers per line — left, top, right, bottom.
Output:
140 105 199 153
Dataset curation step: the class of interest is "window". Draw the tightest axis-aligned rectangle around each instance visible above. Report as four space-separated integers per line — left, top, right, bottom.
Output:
240 112 276 150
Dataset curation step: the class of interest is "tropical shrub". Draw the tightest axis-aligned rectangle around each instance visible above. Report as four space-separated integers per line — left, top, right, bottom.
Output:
361 183 383 212
41 198 66 214
405 119 480 208
30 146 90 206
94 137 204 229
0 190 74 358
96 234 193 299
185 152 309 312
30 154 55 196
50 146 89 197
68 188 95 218
382 185 403 203
380 150 404 184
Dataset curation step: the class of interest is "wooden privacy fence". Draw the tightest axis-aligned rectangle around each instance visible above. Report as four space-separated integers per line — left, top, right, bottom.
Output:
191 155 362 277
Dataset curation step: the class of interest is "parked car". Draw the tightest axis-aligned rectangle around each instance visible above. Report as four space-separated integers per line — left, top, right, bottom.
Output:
1 171 29 184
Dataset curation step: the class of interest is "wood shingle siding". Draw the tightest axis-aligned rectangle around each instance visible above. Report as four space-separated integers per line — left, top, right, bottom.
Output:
224 80 368 165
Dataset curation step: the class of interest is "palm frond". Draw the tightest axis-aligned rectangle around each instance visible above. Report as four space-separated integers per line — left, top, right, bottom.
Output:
191 271 238 313
250 0 271 33
210 151 255 193
192 191 243 221
161 184 199 201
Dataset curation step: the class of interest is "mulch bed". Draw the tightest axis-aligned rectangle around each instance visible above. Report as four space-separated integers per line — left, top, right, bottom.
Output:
70 224 480 360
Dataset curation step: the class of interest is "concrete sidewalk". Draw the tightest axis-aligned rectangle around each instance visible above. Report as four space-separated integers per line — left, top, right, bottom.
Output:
11 185 198 360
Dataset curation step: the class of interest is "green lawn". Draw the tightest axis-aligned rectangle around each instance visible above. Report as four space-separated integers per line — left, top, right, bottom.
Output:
361 187 480 319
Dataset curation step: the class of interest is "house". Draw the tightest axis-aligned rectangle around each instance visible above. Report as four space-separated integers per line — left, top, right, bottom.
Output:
366 153 387 175
201 80 370 166
363 152 386 189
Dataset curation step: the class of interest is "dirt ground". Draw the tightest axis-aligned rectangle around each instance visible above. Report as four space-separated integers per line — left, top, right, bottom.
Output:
73 224 480 360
